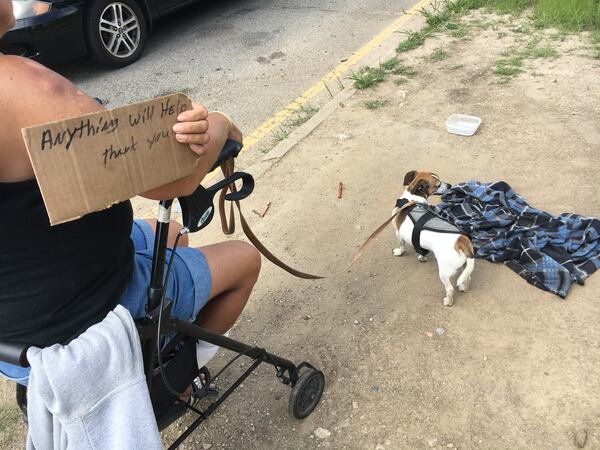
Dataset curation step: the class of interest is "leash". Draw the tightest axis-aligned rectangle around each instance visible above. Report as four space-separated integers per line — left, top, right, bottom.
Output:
217 159 414 279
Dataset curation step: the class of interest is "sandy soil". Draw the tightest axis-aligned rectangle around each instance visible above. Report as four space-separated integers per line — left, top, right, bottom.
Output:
2 8 600 450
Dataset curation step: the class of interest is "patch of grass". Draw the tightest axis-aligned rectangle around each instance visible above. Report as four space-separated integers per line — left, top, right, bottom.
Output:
470 19 495 30
548 31 568 41
362 99 388 110
495 54 524 77
396 29 429 52
391 64 417 76
449 63 465 70
421 1 452 28
287 105 318 128
380 57 401 71
495 64 523 76
394 77 409 85
427 47 449 61
486 0 533 15
530 45 558 58
451 25 470 38
270 104 319 146
533 0 600 31
0 404 21 446
347 65 387 89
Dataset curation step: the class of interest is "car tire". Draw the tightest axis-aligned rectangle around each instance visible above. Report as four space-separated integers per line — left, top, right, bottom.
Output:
84 0 148 68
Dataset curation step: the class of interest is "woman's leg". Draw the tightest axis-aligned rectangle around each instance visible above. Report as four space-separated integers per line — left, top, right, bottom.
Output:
195 241 261 333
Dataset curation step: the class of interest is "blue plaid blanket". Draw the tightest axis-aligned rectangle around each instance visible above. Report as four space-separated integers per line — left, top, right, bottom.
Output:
435 181 600 298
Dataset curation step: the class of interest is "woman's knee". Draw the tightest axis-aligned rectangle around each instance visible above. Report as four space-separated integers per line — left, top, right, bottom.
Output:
228 240 261 281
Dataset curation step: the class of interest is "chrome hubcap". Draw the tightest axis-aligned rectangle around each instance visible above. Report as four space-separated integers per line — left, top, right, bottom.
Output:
98 2 140 58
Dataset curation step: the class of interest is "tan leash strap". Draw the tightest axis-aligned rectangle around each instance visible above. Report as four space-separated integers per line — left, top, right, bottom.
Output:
217 159 414 279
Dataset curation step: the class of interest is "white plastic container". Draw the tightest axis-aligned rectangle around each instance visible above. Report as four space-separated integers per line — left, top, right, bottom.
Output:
445 114 482 136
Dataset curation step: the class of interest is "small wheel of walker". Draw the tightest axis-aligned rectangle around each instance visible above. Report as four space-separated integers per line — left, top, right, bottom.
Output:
288 368 325 419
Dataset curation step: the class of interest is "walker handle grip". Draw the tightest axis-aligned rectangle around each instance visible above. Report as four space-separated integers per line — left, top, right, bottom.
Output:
209 139 243 172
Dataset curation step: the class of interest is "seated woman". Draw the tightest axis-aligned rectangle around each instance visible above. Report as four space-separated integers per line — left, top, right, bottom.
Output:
0 0 260 388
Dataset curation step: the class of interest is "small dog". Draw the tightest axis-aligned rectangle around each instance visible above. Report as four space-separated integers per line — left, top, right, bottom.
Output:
391 170 475 306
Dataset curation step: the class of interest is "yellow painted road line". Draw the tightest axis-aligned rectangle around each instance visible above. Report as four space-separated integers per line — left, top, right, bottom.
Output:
207 0 429 181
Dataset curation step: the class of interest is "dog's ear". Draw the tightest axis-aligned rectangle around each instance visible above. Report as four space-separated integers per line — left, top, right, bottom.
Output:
403 170 417 186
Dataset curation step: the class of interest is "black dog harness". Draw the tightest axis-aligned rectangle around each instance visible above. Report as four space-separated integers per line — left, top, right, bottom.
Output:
395 198 463 256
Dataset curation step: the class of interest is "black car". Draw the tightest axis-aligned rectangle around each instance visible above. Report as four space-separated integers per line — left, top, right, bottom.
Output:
0 0 197 68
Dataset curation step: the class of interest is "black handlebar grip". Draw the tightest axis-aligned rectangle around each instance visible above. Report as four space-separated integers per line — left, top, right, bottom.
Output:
209 139 243 172
0 342 30 367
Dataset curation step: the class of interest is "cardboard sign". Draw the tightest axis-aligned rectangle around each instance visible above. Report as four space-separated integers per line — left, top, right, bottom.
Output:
22 93 199 225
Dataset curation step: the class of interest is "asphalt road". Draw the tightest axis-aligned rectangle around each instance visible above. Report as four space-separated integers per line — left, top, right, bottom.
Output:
60 0 419 136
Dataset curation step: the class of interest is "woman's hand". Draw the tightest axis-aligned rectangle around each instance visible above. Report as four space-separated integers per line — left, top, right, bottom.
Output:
173 102 210 155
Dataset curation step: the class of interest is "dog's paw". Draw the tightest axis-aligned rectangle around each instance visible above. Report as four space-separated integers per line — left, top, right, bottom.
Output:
457 281 469 292
417 254 428 263
392 248 405 257
443 296 454 306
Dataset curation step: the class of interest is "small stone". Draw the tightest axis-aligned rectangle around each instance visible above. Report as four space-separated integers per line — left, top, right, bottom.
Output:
575 430 588 448
354 320 359 325
376 445 385 450
336 132 352 141
303 314 312 320
352 401 359 409
203 444 213 450
385 440 391 446
427 438 438 447
369 317 374 322
435 327 446 335
397 90 408 98
447 444 454 448
425 332 433 338
484 356 488 361
314 427 332 439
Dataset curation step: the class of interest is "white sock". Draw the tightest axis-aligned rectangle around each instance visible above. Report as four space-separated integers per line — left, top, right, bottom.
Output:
196 330 229 369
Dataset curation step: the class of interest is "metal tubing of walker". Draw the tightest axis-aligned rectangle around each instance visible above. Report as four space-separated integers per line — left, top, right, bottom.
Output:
167 359 262 450
171 319 297 371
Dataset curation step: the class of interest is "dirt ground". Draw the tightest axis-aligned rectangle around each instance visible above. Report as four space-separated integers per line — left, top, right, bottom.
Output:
3 7 600 450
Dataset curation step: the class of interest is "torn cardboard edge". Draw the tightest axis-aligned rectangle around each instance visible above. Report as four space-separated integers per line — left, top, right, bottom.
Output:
22 92 199 225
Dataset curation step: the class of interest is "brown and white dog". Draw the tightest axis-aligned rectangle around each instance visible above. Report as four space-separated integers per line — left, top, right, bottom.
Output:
392 170 475 306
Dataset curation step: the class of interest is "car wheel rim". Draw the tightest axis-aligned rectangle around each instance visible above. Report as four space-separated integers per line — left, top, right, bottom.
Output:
98 2 140 59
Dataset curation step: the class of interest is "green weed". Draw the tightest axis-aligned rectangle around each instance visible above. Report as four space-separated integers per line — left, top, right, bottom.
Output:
348 66 387 89
428 47 449 61
380 57 401 71
362 99 388 110
396 29 429 52
392 64 418 76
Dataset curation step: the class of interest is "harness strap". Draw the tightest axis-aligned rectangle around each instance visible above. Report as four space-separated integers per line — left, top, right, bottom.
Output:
217 159 414 279
411 210 436 256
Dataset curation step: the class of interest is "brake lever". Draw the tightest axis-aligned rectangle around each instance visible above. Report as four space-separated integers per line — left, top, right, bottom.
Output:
178 172 254 233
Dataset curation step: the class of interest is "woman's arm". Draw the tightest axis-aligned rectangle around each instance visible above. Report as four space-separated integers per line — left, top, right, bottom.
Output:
0 56 105 182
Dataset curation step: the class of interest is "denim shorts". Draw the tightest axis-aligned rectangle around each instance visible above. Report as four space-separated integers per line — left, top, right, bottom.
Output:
0 219 212 385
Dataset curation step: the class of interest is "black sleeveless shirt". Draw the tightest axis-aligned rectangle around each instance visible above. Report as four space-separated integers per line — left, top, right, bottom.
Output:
0 179 134 346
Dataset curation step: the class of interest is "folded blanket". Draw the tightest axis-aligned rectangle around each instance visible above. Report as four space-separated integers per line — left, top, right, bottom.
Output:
435 181 600 298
